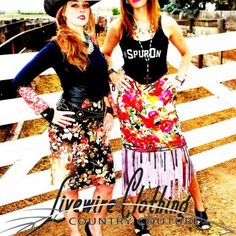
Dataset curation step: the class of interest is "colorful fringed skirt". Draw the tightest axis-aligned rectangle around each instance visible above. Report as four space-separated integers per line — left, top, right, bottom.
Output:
48 98 116 191
116 75 194 198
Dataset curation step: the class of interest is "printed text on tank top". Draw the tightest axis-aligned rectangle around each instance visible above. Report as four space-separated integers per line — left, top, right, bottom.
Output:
119 17 169 84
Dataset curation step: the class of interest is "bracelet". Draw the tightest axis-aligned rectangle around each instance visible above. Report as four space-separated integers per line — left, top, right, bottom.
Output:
107 68 117 76
41 107 54 122
105 106 113 115
175 75 186 86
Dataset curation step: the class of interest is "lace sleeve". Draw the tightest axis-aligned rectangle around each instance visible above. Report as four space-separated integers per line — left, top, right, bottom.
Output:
18 86 49 115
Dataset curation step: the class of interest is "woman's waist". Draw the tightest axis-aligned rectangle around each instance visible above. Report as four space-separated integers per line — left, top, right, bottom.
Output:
56 98 105 120
124 71 167 85
62 85 89 106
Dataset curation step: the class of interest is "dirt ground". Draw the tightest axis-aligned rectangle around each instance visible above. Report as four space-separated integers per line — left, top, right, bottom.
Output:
0 35 236 236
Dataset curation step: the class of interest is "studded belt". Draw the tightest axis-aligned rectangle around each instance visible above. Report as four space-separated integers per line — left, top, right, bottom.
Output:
56 98 104 120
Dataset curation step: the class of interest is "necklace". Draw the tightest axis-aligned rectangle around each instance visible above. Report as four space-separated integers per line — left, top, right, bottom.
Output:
133 21 154 84
84 32 94 54
133 20 154 41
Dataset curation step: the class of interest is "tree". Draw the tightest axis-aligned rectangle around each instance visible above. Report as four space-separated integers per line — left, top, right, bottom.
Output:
162 0 215 17
112 8 120 16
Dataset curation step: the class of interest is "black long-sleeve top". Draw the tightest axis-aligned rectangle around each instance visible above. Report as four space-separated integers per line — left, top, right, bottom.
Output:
12 40 110 102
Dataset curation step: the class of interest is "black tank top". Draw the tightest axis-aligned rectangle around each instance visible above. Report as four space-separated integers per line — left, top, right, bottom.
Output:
119 18 169 84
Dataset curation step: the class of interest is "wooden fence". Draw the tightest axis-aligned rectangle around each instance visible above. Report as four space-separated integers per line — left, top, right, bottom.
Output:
176 10 236 35
0 21 56 54
0 31 236 235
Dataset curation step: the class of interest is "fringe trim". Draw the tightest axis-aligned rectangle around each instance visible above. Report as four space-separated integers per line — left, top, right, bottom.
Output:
122 146 195 198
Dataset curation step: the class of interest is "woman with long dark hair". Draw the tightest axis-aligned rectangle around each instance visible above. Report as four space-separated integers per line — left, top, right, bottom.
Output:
102 0 210 235
12 1 115 235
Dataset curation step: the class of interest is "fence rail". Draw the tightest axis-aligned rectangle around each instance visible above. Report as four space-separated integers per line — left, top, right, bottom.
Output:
0 31 236 235
0 21 56 54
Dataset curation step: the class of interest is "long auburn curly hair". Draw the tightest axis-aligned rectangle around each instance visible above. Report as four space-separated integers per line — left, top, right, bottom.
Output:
54 5 95 71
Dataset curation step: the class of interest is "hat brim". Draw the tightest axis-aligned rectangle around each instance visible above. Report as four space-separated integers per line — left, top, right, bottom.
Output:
88 0 100 6
44 0 100 17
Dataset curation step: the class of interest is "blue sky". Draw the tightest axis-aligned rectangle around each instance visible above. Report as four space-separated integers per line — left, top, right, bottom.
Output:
0 0 120 12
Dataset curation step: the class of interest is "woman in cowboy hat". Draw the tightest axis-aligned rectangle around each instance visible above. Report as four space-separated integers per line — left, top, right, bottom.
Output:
12 1 115 235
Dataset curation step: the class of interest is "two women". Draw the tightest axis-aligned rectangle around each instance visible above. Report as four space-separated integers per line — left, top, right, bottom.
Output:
102 0 210 235
14 0 211 235
13 0 115 235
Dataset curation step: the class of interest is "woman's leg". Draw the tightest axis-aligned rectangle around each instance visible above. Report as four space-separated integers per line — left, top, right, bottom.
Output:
130 195 145 219
130 195 150 235
188 172 211 229
189 174 205 211
89 184 114 236
181 152 205 211
63 189 81 236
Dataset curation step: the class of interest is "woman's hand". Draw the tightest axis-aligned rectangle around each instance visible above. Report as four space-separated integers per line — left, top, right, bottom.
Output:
163 75 186 91
109 71 132 91
103 113 114 134
52 110 75 128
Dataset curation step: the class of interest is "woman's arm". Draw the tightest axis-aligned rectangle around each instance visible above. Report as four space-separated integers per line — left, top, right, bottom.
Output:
101 18 121 68
12 41 75 125
12 42 58 118
12 41 60 90
163 15 192 75
162 15 192 88
101 19 131 90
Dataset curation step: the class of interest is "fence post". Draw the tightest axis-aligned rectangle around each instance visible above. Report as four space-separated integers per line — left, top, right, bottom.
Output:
218 19 226 64
197 54 203 68
217 19 226 33
189 17 195 34
189 17 203 67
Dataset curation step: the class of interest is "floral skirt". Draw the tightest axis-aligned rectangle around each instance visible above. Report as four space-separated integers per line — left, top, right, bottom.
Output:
48 98 116 191
115 75 194 198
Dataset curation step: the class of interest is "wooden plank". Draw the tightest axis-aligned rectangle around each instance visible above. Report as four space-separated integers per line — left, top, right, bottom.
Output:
186 31 236 56
0 45 123 81
0 170 56 206
178 62 236 91
0 32 235 82
111 44 124 71
0 52 55 81
0 142 48 182
0 132 49 167
176 91 236 121
199 79 236 108
178 63 236 108
1 87 236 127
193 62 236 82
191 142 236 171
185 117 236 149
0 151 122 205
1 110 235 169
0 92 61 126
0 123 121 167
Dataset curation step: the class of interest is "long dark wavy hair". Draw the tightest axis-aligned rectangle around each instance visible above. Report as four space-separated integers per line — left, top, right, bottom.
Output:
54 4 95 71
120 0 161 37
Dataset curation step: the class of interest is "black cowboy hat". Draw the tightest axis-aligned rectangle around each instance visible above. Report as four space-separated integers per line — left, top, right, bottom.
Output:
44 0 100 17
